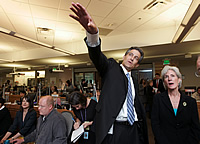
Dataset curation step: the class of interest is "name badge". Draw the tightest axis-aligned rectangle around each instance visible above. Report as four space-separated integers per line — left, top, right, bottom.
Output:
83 132 89 139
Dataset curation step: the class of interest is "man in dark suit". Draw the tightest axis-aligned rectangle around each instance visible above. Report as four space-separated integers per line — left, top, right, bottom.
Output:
153 73 165 93
69 3 148 144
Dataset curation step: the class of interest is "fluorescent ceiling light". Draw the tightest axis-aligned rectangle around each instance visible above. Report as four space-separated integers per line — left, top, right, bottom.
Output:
0 26 75 55
172 0 200 43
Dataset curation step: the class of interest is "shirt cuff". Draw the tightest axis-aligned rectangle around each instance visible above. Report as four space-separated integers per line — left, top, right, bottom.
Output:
86 30 100 47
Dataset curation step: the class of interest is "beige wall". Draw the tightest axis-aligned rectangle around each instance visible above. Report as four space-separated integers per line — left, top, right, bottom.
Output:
45 67 73 88
179 59 199 90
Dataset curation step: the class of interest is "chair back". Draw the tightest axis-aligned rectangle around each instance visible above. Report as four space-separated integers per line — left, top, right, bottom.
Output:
61 111 74 137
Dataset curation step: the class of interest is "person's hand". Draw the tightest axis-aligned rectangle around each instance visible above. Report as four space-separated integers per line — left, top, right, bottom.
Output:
10 138 24 144
83 121 93 128
73 122 80 130
0 138 6 143
69 2 98 34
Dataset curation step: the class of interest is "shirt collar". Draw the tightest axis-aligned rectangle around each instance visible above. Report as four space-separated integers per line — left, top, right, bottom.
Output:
0 105 5 110
120 64 131 75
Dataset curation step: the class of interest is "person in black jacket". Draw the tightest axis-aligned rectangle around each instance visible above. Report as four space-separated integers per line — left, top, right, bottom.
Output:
0 98 12 141
69 3 148 144
151 65 200 144
0 96 37 143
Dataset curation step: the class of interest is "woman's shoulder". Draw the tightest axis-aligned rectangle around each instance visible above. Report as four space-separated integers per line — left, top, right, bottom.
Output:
28 109 37 115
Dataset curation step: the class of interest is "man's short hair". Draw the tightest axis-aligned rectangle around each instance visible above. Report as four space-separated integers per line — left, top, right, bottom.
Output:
155 73 160 76
124 47 144 64
197 87 200 91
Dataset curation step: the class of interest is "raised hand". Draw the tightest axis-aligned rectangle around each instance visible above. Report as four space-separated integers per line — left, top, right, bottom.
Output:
69 2 98 34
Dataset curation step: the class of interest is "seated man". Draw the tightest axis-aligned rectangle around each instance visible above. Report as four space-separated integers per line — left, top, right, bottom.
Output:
192 87 200 101
12 96 68 144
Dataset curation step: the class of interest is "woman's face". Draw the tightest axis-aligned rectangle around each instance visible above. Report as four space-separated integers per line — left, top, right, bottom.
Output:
22 98 30 109
149 81 153 87
164 69 180 90
72 104 82 110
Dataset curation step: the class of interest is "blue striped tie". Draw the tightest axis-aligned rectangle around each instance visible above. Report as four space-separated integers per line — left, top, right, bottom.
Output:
126 73 135 125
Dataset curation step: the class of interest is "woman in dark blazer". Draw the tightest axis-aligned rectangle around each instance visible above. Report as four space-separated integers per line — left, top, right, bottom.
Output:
0 96 37 143
151 65 200 144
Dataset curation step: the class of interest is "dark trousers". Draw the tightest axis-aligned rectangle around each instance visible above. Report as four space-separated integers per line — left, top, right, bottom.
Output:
102 121 144 144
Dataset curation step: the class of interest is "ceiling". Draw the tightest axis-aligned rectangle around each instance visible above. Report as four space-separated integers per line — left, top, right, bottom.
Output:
0 0 200 73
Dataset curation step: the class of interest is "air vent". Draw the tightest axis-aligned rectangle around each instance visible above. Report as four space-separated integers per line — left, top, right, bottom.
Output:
37 27 54 35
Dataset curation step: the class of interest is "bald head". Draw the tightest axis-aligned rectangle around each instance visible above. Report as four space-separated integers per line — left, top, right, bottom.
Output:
38 96 54 116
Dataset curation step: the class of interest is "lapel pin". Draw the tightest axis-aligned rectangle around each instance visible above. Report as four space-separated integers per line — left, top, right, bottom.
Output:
183 102 187 106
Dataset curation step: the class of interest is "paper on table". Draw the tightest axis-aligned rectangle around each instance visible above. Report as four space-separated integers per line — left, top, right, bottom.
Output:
71 124 84 143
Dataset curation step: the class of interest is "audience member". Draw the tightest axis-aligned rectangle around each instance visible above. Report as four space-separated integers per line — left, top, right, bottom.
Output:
69 91 97 144
1 96 37 143
153 73 165 93
12 96 68 144
69 3 148 144
139 78 147 105
192 86 200 101
151 65 200 144
0 98 12 141
146 80 155 118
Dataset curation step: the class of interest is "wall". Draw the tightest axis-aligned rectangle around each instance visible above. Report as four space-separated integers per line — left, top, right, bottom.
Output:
179 59 199 90
45 67 73 88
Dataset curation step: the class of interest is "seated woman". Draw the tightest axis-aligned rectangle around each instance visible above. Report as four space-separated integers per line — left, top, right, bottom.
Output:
69 91 97 144
0 98 12 141
151 65 200 144
0 96 37 143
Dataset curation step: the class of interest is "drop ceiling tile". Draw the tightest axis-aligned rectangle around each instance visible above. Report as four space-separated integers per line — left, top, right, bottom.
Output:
87 0 116 17
127 11 154 24
99 18 123 29
57 10 77 24
56 22 83 33
0 13 15 31
91 15 104 26
37 34 54 46
99 0 121 4
107 5 138 21
13 0 29 2
29 0 60 9
119 0 151 9
115 21 138 33
59 0 90 10
30 5 58 21
54 30 74 45
116 11 154 32
0 0 32 17
7 14 36 39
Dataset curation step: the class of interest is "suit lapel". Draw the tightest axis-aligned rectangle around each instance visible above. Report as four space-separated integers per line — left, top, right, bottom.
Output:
161 91 174 113
177 91 187 115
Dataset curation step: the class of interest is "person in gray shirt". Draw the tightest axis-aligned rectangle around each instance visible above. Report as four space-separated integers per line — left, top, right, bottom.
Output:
12 96 68 144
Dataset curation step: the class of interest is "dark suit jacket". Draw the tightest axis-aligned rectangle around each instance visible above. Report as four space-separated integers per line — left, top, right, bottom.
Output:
153 79 165 93
85 39 148 144
8 109 37 136
0 107 12 139
151 91 200 144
